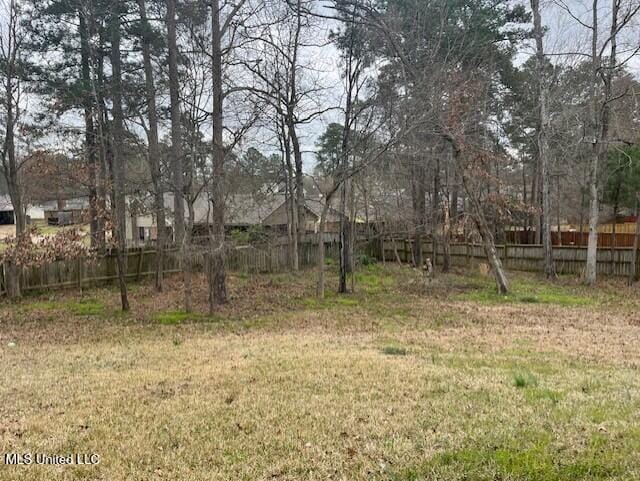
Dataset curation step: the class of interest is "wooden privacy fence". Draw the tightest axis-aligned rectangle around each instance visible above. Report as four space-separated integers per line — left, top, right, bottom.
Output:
0 241 341 295
377 239 640 278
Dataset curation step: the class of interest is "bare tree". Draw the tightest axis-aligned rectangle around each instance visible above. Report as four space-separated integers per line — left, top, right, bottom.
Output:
109 1 130 311
138 0 168 291
167 0 185 246
582 0 640 284
0 0 27 237
531 0 556 279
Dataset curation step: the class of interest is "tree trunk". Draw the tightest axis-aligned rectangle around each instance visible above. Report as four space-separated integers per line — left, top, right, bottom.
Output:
472 194 509 294
288 120 305 251
432 155 440 271
442 197 451 272
282 123 299 271
167 0 184 246
208 0 227 310
0 1 24 243
183 200 195 312
531 0 555 279
109 3 129 311
585 145 600 285
79 12 102 249
611 197 618 275
316 200 332 299
411 163 426 267
287 0 305 264
6 260 21 299
138 0 167 291
338 178 351 293
530 156 540 244
448 138 509 294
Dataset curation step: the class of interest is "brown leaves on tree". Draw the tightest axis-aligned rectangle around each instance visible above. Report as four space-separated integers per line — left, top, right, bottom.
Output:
0 227 95 268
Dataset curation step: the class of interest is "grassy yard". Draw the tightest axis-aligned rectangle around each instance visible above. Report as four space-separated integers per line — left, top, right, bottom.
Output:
1 264 640 480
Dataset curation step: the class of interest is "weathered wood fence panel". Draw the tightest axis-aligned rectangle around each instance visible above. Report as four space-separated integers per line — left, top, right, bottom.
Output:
378 239 640 278
0 240 341 295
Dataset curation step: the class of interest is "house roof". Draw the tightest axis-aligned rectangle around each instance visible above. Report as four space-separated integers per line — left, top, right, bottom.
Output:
602 215 638 224
158 191 286 226
226 194 286 226
133 191 346 227
304 198 344 222
42 197 90 211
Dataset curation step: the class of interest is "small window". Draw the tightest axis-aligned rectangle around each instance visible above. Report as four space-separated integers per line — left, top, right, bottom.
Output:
138 226 145 241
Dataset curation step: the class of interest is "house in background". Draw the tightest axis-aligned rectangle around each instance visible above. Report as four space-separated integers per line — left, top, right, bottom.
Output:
43 197 89 226
124 191 348 245
262 198 344 234
0 194 47 228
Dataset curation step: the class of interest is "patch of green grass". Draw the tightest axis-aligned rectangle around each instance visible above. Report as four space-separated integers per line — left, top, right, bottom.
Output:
19 300 60 312
68 299 105 316
154 310 220 325
382 345 408 356
297 290 361 310
298 296 323 309
456 277 594 306
335 296 359 307
524 388 562 405
355 264 395 291
513 370 538 388
155 311 198 325
519 295 539 303
393 431 627 481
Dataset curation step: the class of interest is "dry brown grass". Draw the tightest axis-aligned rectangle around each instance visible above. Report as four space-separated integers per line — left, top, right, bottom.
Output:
1 265 640 480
